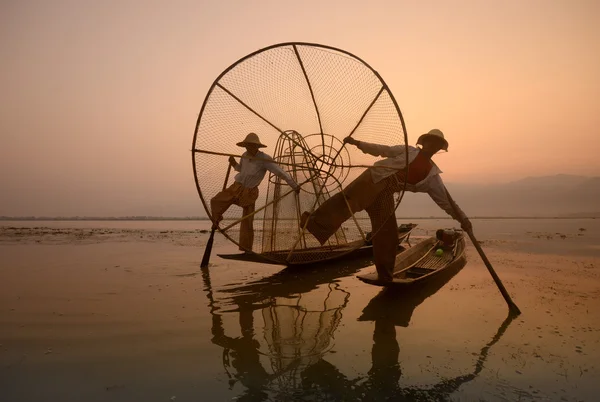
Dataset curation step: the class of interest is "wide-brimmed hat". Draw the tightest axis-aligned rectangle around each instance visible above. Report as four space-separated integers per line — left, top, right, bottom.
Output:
236 132 267 148
417 129 449 151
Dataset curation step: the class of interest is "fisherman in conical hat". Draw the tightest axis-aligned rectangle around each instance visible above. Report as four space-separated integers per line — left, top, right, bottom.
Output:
211 132 301 252
301 129 471 282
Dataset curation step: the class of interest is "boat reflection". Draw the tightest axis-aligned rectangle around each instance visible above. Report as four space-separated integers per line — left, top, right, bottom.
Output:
201 255 516 401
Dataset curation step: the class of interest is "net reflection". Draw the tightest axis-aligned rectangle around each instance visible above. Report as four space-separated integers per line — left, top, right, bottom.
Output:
201 258 370 401
201 256 516 401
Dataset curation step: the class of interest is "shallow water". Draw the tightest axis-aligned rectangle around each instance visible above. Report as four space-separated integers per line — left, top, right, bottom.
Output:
1 219 599 401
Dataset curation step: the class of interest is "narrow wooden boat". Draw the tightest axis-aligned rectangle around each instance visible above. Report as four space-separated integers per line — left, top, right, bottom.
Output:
217 223 417 266
356 229 467 288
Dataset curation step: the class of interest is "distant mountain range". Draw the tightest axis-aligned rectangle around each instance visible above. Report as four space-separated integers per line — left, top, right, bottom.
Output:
398 174 600 218
1 174 599 219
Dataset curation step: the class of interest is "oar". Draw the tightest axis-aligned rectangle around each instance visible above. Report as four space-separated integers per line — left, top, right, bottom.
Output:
201 163 232 268
444 187 521 315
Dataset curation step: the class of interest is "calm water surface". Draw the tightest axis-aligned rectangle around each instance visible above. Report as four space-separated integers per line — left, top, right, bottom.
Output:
1 218 599 401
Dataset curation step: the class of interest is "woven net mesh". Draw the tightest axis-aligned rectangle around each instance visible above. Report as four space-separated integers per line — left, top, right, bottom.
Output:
192 43 408 264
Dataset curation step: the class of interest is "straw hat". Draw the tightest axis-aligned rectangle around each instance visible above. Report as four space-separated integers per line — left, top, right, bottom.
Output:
236 132 267 148
417 129 449 151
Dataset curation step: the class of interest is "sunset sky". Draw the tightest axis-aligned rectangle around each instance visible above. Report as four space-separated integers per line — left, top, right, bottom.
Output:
1 0 599 216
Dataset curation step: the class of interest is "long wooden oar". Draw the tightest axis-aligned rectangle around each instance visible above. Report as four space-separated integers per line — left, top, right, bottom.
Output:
201 164 232 268
445 187 521 315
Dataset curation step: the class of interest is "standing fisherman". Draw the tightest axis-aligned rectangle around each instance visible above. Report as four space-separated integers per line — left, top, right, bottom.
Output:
211 133 301 252
301 129 471 281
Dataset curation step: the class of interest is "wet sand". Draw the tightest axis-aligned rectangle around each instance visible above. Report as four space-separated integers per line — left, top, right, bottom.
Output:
1 219 599 401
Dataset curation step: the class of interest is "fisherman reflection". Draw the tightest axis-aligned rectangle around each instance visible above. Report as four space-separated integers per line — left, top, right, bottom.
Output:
359 306 516 401
368 318 401 396
202 253 513 400
202 265 351 401
360 262 516 401
297 311 404 400
348 285 435 400
210 303 270 400
302 259 473 400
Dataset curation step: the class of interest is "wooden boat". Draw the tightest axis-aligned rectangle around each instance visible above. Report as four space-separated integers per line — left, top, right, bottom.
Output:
357 229 467 288
217 223 417 266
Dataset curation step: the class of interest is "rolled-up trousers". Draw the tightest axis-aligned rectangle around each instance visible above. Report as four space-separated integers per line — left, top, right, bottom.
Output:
306 169 401 281
210 182 259 251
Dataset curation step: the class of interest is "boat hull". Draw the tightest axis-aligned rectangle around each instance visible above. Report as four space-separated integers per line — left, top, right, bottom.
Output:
356 230 467 288
218 224 417 266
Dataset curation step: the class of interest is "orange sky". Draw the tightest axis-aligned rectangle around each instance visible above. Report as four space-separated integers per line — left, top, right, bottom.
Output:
1 0 599 216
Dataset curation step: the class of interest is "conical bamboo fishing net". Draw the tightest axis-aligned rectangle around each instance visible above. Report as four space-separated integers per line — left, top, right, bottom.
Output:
192 42 408 264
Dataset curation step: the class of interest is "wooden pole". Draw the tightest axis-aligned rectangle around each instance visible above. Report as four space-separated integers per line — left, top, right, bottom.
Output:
444 187 521 315
201 163 232 268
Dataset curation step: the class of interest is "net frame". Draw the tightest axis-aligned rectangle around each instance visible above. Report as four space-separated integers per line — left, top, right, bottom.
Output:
192 42 409 264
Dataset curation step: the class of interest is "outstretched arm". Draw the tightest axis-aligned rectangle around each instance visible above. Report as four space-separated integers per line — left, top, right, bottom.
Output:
427 175 472 231
343 136 404 158
264 158 300 192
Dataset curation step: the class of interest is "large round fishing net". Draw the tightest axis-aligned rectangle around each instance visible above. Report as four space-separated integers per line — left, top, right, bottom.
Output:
192 42 408 264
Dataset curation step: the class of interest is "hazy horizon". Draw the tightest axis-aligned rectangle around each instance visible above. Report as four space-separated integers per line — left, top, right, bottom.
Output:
2 1 599 217
1 172 598 219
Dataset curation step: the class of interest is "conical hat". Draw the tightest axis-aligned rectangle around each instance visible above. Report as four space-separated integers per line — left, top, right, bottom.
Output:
236 132 267 148
417 129 448 151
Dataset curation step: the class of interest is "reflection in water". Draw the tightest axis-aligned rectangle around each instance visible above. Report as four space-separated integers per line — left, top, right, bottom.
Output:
358 259 467 328
201 259 360 401
201 257 516 401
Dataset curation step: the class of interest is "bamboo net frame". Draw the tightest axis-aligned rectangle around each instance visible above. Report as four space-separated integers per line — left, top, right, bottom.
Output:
191 42 409 264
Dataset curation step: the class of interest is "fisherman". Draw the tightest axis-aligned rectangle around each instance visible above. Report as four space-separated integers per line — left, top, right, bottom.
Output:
301 129 471 282
211 132 301 252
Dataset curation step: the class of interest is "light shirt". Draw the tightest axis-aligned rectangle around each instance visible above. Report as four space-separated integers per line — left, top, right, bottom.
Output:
234 151 299 190
357 142 467 221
